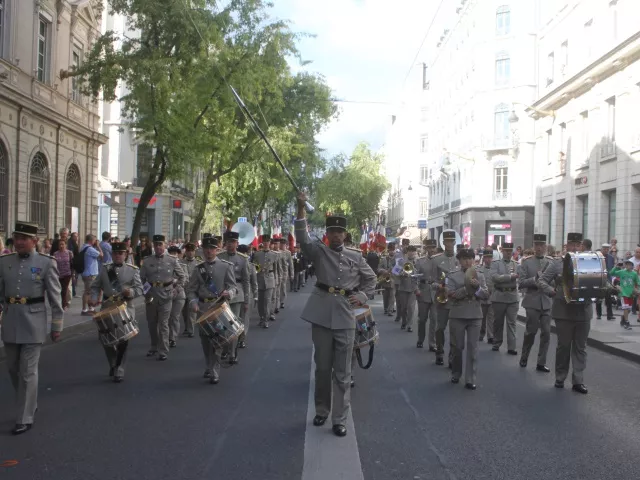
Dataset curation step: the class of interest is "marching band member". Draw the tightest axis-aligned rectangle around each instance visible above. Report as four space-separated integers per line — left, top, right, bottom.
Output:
393 239 409 321
446 248 489 390
378 243 396 316
180 243 199 337
489 243 519 355
414 239 439 350
518 234 553 372
294 192 376 438
237 243 258 347
167 245 187 348
476 249 495 343
395 245 419 332
270 238 282 316
434 231 459 366
186 237 237 383
253 235 279 328
278 238 294 308
139 235 186 361
90 242 143 382
292 244 307 291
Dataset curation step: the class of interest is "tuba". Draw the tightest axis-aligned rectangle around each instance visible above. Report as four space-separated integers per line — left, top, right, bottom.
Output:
436 272 448 304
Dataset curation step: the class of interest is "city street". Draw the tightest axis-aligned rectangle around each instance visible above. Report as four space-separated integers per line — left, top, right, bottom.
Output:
2 288 640 480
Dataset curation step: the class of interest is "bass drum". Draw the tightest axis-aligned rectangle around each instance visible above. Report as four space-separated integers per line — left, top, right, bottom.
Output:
562 252 608 303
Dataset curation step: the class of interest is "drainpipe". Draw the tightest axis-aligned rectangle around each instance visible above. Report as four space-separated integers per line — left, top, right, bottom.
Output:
14 106 22 223
55 124 60 231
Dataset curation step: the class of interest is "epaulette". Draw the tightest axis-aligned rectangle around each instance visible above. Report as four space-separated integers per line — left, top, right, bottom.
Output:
219 258 234 266
0 252 16 258
236 252 248 258
521 255 533 262
431 252 443 258
128 264 139 269
195 256 203 262
545 255 555 260
38 252 55 259
344 246 363 253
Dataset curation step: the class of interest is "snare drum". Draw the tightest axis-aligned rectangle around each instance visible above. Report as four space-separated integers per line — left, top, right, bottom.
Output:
353 306 379 350
94 303 139 347
196 302 245 349
562 252 608 303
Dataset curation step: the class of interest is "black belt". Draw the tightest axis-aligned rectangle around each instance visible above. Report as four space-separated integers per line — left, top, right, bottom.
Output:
199 297 219 303
496 287 516 292
152 281 174 287
6 296 45 305
315 283 357 296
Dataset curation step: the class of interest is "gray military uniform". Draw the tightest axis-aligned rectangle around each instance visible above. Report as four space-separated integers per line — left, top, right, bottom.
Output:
271 251 284 316
377 254 396 314
519 255 553 366
392 249 404 318
186 258 237 379
414 255 438 349
180 257 199 335
0 251 64 425
253 249 278 322
490 258 519 351
446 268 489 384
295 219 376 426
395 255 418 329
169 260 188 343
139 253 186 356
241 261 259 340
538 258 593 385
218 251 250 348
434 252 459 363
475 264 494 341
90 262 143 377
279 248 294 306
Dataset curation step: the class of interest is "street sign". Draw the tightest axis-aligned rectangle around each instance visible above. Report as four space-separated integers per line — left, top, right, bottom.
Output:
417 219 427 229
237 217 247 223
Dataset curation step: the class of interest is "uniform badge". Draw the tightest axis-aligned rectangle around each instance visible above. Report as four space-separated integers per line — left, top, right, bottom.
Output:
31 267 42 281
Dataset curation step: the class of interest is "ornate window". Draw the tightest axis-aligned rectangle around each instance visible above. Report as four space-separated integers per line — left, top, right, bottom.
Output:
30 153 50 234
0 140 7 234
65 164 81 231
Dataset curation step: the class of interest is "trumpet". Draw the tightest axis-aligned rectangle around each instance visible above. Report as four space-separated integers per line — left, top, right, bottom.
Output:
252 262 262 274
436 272 448 304
377 272 391 283
403 262 414 275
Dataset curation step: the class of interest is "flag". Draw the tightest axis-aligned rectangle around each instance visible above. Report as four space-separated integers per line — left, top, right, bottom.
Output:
322 233 329 246
367 223 375 250
251 216 260 249
359 223 368 252
374 224 386 251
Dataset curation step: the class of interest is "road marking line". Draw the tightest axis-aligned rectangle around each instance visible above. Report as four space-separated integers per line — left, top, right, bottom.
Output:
302 350 364 480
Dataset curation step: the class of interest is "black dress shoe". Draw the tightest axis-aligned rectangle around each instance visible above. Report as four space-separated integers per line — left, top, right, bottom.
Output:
11 423 32 435
229 356 238 365
492 345 500 351
221 352 229 360
519 359 527 368
157 354 168 361
435 357 444 366
113 376 123 383
210 376 220 385
428 346 436 352
146 350 157 357
238 341 247 349
280 304 285 309
572 384 588 394
507 350 518 356
274 308 280 314
203 369 212 378
464 383 477 390
416 342 423 348
536 364 550 373
407 327 413 333
451 377 460 384
313 415 327 426
269 315 276 321
554 380 564 388
169 340 177 348
350 377 355 388
332 424 347 437
487 338 493 344
188 333 194 338
109 367 115 377
401 324 406 330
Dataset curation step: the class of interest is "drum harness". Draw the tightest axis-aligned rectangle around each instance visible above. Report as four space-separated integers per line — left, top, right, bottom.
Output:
102 266 131 368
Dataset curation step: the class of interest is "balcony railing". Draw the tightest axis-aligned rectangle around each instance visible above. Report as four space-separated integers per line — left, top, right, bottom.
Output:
492 191 512 202
482 136 512 151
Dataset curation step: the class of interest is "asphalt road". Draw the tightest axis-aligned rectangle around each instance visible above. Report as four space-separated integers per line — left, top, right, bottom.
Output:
1 287 640 480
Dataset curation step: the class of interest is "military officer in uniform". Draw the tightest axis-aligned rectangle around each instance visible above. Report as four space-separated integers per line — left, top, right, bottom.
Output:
395 245 419 332
278 238 294 308
519 234 553 372
393 239 410 321
415 239 438 350
195 233 212 260
377 246 396 316
139 234 186 361
89 242 143 382
218 231 250 359
294 193 376 437
385 242 399 315
446 248 489 389
476 249 495 343
292 244 307 291
538 233 594 394
186 237 237 383
180 242 199 337
490 242 519 355
167 245 187 348
270 238 282 315
0 221 64 435
253 234 278 327
237 243 258 347
434 231 460 366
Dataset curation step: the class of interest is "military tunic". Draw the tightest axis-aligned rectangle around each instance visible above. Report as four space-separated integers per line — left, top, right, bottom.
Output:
253 249 278 323
489 258 519 351
139 253 186 356
180 257 199 335
0 251 64 424
414 254 438 349
280 248 294 304
169 261 188 343
377 254 396 314
446 268 489 384
186 258 237 379
433 252 460 363
518 255 554 366
475 263 495 341
271 251 283 316
391 249 404 318
90 262 143 377
395 255 418 329
218 251 250 347
295 218 376 425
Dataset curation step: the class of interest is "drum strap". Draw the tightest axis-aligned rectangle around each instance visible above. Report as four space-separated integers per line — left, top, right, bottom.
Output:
198 264 218 294
355 344 375 370
107 265 122 293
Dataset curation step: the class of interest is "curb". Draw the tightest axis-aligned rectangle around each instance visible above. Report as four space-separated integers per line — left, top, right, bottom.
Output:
516 314 640 365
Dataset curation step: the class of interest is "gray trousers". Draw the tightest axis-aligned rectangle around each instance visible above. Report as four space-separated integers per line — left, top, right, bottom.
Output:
393 284 401 317
396 291 416 328
294 271 305 290
417 300 437 348
279 278 288 305
258 288 274 319
480 304 494 340
521 308 551 365
145 300 172 354
491 302 518 350
169 296 186 341
435 306 455 363
312 324 355 425
239 300 251 342
199 335 221 378
5 343 41 424
103 341 128 377
182 300 196 335
450 318 481 385
554 319 590 385
382 285 395 312
272 282 280 314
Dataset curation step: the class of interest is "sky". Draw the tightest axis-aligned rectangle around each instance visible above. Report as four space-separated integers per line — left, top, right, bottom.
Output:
268 0 444 159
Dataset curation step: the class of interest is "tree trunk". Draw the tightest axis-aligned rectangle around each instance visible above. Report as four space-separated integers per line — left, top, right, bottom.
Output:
190 154 217 240
130 148 167 247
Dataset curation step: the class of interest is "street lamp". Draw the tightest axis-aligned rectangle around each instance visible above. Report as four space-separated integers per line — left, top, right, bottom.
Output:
408 181 413 191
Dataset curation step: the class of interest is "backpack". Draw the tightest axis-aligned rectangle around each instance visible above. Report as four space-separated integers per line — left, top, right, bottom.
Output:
72 245 87 274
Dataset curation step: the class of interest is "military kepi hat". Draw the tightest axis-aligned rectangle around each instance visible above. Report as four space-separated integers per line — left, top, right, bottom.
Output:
152 234 165 243
111 242 127 252
279 238 288 244
482 248 494 257
424 239 438 247
183 242 196 251
456 248 475 259
533 234 547 243
442 231 456 240
13 221 38 237
202 237 219 248
502 242 514 249
326 215 347 231
223 231 239 241
167 245 181 254
567 232 583 242
260 234 271 242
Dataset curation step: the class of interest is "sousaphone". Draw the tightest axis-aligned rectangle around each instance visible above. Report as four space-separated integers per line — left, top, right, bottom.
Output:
231 222 256 246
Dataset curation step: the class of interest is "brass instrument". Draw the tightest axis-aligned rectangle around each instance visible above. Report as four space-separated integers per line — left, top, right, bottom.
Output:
252 262 262 274
403 262 414 275
464 265 478 295
377 272 391 283
436 272 448 304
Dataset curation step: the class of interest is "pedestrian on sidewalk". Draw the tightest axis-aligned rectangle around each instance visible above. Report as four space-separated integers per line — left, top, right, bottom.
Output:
53 238 73 309
69 232 80 297
610 260 640 330
0 221 64 435
80 234 103 315
596 243 616 320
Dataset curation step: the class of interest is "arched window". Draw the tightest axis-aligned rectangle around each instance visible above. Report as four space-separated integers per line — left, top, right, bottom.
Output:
65 164 81 231
30 152 49 234
496 6 510 35
0 141 8 235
